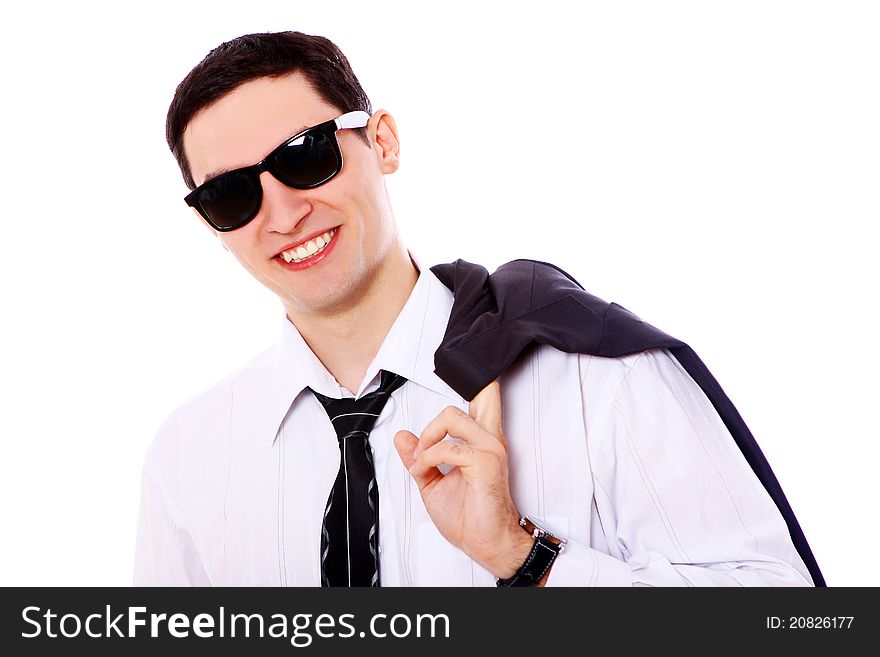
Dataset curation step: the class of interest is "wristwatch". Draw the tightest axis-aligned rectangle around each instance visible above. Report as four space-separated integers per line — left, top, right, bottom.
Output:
496 516 566 587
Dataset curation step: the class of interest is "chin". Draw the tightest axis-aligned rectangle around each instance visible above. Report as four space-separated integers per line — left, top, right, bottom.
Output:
293 280 358 316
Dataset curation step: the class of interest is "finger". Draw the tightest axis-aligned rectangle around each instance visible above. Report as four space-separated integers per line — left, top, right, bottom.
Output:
468 379 505 444
394 430 444 491
415 405 501 458
393 429 419 471
410 438 478 478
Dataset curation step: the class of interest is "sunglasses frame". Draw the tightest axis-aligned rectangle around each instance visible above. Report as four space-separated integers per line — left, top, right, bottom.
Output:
184 110 371 232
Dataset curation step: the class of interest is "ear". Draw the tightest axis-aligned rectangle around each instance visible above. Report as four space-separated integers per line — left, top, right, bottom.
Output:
368 109 400 174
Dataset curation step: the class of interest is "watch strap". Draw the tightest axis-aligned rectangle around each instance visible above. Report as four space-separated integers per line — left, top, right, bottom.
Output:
496 517 566 587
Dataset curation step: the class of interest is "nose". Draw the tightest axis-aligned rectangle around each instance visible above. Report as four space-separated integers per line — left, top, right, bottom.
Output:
257 170 313 233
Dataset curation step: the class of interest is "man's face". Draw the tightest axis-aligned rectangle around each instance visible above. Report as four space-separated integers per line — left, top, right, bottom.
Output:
183 72 400 317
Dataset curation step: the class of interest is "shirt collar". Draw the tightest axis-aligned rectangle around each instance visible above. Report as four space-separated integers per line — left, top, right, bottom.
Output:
267 249 462 446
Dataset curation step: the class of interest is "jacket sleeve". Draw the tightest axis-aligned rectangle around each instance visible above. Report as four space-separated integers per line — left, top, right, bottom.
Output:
544 348 813 587
133 414 212 586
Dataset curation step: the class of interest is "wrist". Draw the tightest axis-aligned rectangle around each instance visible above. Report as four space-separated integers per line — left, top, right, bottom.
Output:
489 523 536 580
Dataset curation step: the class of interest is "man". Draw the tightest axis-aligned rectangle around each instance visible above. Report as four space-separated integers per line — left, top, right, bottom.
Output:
134 30 815 586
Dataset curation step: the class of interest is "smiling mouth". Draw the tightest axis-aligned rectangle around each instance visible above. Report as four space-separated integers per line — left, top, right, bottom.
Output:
277 227 338 263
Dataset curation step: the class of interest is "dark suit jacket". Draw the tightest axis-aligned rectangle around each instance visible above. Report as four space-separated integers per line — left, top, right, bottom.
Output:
430 257 824 587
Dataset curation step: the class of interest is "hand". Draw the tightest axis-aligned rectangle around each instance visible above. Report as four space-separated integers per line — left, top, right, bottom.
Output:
393 380 534 579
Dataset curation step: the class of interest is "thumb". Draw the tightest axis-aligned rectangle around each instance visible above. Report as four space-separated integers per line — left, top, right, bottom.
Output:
468 379 504 440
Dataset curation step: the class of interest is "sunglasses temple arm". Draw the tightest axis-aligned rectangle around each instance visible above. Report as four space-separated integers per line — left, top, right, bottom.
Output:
335 110 371 130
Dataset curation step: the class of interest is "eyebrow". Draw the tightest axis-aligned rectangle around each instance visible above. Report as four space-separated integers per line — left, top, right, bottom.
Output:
201 124 311 184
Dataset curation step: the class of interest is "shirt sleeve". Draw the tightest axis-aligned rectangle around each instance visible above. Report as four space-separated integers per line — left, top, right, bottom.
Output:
544 348 813 587
133 414 212 586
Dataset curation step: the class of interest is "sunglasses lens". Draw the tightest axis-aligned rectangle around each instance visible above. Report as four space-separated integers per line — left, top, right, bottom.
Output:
197 171 260 230
187 124 346 230
273 131 341 188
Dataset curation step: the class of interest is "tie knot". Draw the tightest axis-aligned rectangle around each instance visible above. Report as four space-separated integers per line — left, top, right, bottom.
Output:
310 370 408 440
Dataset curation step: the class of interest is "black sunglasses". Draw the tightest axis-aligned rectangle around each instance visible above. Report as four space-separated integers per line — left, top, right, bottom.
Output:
184 110 370 232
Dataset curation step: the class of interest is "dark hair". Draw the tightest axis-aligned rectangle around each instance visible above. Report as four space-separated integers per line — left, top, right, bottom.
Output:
166 31 373 190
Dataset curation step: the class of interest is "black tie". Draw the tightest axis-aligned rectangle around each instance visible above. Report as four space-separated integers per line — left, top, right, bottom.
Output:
309 369 408 587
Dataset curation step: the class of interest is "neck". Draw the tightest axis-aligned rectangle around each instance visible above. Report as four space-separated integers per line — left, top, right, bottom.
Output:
286 244 420 395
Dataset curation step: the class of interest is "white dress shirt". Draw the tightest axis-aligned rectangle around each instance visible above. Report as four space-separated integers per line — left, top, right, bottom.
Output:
134 251 813 587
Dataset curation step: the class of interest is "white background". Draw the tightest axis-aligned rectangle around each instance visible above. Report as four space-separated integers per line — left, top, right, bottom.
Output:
1 0 876 586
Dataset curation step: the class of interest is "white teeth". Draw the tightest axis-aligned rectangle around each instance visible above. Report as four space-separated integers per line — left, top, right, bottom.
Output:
280 228 336 263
